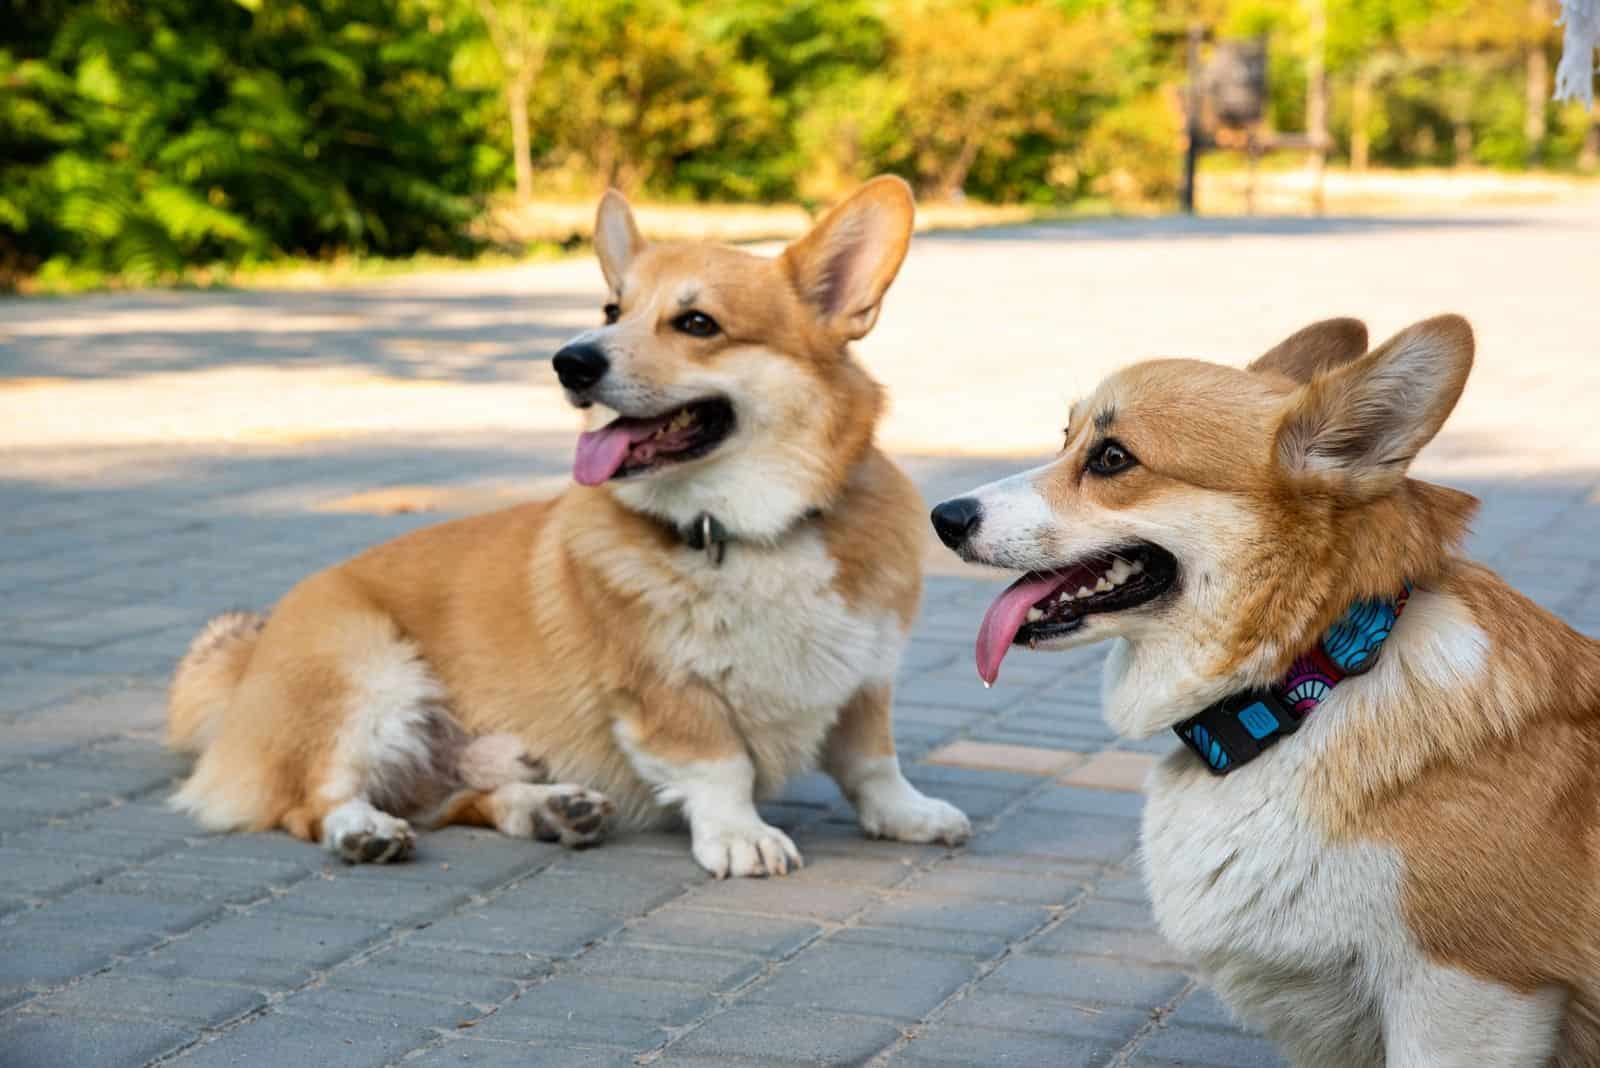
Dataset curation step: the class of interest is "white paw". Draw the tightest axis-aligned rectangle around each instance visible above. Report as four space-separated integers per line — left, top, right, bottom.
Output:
324 801 415 864
491 783 614 849
859 787 971 846
692 820 803 879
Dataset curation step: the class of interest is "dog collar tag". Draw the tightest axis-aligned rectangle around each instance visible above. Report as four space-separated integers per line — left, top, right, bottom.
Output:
681 512 730 566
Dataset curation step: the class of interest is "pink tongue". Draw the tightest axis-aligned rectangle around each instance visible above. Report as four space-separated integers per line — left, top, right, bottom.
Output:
976 572 1072 686
573 417 670 486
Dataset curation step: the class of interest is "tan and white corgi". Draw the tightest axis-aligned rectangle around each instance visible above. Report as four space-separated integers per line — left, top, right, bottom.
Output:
165 176 969 878
932 315 1600 1066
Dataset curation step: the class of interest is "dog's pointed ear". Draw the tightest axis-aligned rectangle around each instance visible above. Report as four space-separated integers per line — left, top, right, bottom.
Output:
595 189 645 293
1249 318 1369 382
1276 315 1473 496
782 175 915 341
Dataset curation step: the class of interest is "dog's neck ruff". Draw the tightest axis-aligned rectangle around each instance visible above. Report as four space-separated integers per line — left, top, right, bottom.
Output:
669 508 824 567
1175 585 1412 775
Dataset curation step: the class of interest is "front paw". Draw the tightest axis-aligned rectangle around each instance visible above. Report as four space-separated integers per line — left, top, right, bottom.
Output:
692 820 803 879
859 787 971 846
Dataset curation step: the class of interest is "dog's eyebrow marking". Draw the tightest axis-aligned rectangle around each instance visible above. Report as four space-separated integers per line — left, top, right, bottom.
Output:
677 287 701 308
1094 406 1117 433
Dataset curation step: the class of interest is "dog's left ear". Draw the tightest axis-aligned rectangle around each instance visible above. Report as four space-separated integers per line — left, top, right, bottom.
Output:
782 175 915 341
595 189 645 294
1276 314 1473 497
1249 317 1368 382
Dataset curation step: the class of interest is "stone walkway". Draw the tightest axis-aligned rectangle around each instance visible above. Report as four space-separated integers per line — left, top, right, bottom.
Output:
3 208 1599 1067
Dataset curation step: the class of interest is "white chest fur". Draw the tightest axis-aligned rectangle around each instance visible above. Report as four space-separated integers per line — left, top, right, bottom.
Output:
1136 590 1524 1067
633 529 904 777
1141 720 1404 1066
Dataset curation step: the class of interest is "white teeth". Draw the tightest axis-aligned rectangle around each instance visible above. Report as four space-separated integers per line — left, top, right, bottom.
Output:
1130 560 1144 574
1108 560 1131 585
1094 577 1113 593
1026 607 1044 622
1077 586 1093 598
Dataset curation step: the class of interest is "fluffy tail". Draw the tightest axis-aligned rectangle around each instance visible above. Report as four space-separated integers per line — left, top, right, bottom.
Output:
167 611 268 755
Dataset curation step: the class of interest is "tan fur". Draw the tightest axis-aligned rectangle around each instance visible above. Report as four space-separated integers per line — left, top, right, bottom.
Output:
166 177 966 874
943 314 1600 1061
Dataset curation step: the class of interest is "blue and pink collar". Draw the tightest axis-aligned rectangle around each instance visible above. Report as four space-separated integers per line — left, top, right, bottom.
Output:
1175 585 1412 774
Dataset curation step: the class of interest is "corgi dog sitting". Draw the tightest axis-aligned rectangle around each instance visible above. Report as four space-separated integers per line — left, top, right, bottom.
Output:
165 176 969 878
932 315 1600 1066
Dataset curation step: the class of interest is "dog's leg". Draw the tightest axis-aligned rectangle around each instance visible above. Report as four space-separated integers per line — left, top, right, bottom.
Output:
615 690 800 878
1382 963 1564 1067
432 783 613 848
822 684 970 845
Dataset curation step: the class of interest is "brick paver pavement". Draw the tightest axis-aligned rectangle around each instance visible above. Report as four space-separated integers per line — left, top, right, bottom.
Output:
3 208 1598 1067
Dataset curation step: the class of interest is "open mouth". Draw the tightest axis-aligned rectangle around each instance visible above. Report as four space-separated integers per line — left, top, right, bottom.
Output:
976 542 1178 684
572 397 735 486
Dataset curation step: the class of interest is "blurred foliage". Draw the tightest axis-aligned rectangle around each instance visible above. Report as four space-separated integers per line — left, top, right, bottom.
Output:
1 0 490 288
3 0 1596 288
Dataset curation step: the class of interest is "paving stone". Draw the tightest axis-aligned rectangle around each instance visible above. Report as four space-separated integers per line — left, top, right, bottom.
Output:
1059 750 1159 792
894 1023 1108 1066
331 944 541 1002
938 990 1152 1042
120 945 317 990
854 897 1053 940
984 955 1190 1009
0 1013 196 1068
667 1005 902 1065
683 878 879 923
0 849 123 897
565 942 764 990
1136 1023 1288 1066
969 810 1140 864
267 873 475 924
167 1010 434 1067
277 983 483 1028
1030 921 1186 968
620 905 822 958
410 1040 638 1067
829 924 1018 959
3 825 181 863
32 973 267 1026
744 942 977 1020
409 902 623 959
1028 784 1147 819
923 739 1080 777
497 868 687 916
906 867 1089 906
0 940 121 988
489 975 713 1032
148 912 392 971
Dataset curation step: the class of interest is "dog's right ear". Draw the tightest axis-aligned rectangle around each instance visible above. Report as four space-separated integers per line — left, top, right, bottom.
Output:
1276 314 1473 497
595 189 645 294
1249 317 1368 383
782 175 916 341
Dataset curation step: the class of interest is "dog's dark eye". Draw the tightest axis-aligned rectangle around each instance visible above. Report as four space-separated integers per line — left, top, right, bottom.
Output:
672 311 720 338
603 302 621 325
1087 439 1137 477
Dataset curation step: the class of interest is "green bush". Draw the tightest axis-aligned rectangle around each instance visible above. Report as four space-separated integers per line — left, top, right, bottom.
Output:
0 0 493 288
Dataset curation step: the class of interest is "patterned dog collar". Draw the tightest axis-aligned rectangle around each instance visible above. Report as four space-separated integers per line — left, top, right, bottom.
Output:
1174 585 1412 775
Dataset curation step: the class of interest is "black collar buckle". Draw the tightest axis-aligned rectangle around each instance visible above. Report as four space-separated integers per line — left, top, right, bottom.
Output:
1174 688 1301 776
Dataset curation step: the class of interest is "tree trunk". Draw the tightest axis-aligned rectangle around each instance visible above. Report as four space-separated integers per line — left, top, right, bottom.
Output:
507 75 534 204
1306 0 1328 214
934 130 983 201
1453 119 1473 168
1581 119 1600 171
1526 0 1549 166
1351 63 1375 173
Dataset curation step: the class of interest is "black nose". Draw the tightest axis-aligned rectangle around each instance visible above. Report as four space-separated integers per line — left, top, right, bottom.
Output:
931 497 983 550
552 341 609 391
